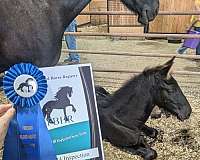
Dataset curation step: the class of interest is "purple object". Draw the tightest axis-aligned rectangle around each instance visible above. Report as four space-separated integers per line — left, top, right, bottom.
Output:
183 30 200 49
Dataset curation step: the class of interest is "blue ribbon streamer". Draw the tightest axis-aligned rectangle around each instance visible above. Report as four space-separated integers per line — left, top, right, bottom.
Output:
3 63 56 160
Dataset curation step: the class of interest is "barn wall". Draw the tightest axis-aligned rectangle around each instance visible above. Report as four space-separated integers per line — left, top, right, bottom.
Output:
108 0 144 33
76 4 90 26
90 0 108 25
149 0 195 33
108 0 139 26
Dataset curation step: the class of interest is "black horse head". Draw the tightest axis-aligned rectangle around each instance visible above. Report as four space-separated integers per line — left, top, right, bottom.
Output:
97 57 191 123
55 86 73 99
146 57 192 121
121 0 159 25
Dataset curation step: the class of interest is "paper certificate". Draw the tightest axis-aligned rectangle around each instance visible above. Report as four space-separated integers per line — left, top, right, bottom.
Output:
40 64 104 160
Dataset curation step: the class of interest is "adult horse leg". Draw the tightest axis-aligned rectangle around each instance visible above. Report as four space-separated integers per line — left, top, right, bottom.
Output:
140 124 158 139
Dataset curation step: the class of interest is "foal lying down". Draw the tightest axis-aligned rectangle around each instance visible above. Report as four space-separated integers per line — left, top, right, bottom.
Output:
95 57 192 160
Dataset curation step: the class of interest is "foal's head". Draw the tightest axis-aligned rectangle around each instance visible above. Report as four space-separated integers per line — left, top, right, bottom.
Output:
147 57 192 121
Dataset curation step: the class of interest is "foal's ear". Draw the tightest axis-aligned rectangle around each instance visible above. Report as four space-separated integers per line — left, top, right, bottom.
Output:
163 56 176 66
159 56 175 79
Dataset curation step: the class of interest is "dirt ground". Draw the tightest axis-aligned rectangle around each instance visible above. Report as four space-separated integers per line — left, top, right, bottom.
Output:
0 26 200 160
61 28 200 160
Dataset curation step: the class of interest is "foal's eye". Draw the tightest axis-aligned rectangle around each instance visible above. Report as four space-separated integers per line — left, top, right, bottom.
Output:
162 86 174 93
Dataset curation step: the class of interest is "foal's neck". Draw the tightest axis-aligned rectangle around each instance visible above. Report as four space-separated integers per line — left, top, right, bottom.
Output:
109 74 156 124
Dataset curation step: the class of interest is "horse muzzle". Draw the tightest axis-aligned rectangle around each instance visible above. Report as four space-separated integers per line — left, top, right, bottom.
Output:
138 10 157 25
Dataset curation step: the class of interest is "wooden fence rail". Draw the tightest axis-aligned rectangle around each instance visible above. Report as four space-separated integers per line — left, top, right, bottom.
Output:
94 69 200 76
80 11 200 16
64 32 200 39
63 49 200 60
62 50 200 76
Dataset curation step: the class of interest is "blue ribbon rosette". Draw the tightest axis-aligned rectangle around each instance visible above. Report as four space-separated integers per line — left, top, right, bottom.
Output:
2 63 56 160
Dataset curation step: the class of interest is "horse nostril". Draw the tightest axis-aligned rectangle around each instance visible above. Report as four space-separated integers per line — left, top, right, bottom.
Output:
183 110 191 120
187 106 192 116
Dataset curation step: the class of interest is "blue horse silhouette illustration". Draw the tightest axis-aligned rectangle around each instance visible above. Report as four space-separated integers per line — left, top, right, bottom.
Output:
17 78 34 93
42 86 76 123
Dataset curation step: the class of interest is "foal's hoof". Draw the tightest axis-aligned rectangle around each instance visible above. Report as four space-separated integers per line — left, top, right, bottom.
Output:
151 106 161 119
144 149 157 160
150 129 158 139
150 113 161 119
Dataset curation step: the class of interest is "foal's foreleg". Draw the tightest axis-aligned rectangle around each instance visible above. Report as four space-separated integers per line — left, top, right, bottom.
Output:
126 145 157 160
124 135 157 160
104 120 157 160
140 124 158 139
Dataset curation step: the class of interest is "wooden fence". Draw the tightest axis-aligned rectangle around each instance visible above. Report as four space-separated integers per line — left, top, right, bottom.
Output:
77 0 197 33
149 0 195 33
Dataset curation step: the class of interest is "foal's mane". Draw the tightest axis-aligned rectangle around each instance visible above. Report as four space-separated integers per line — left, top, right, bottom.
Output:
143 65 165 76
110 64 164 100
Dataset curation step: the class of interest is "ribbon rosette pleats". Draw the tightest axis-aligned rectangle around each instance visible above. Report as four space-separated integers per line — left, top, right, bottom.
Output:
3 63 56 160
3 63 47 107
